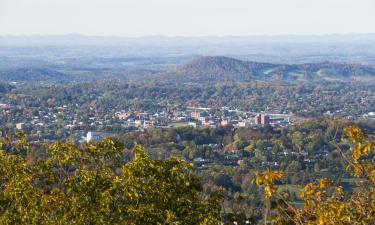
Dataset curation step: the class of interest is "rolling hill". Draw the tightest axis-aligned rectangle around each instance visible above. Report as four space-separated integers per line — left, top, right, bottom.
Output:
159 56 375 83
0 67 70 83
1 56 375 83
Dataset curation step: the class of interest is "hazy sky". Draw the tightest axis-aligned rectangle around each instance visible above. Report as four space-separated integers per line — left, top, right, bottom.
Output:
1 0 374 36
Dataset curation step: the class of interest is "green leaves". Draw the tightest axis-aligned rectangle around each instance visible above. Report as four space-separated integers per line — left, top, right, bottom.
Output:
0 136 222 224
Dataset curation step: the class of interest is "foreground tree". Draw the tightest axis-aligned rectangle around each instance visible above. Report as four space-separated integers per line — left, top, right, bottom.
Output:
0 133 222 224
256 126 375 224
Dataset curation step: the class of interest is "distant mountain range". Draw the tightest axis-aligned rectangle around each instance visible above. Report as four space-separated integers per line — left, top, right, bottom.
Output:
2 34 375 63
1 56 375 84
159 56 375 83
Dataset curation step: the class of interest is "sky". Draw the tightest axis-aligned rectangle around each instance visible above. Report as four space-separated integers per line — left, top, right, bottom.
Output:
0 0 374 37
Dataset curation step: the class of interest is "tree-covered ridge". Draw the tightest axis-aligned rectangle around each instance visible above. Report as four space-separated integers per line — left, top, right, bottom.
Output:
159 56 375 83
0 135 222 224
2 55 375 83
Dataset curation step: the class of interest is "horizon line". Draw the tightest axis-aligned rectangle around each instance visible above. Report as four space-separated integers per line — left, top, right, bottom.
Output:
1 32 375 39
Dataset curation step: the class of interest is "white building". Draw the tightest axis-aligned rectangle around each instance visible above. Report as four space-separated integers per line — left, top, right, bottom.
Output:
86 131 106 142
16 123 25 130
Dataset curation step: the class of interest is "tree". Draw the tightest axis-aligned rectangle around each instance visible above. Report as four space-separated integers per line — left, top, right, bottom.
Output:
255 126 375 224
0 133 222 224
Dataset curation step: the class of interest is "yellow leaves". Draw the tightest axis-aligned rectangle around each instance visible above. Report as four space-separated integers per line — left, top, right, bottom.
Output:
47 142 83 166
254 174 262 186
365 142 374 154
347 164 363 177
352 143 363 161
133 144 149 160
312 201 351 225
334 186 344 200
315 191 323 202
301 183 315 199
300 178 332 203
370 170 375 184
319 178 332 189
317 217 325 225
343 126 375 184
344 125 375 190
264 185 277 199
41 190 65 210
112 176 123 186
346 126 373 161
300 182 353 224
256 169 284 185
253 126 375 225
0 131 30 155
345 126 365 143
0 137 222 224
363 163 375 174
255 169 284 199
165 210 179 225
352 143 373 161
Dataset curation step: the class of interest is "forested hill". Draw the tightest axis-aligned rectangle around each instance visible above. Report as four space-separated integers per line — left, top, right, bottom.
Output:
158 56 375 83
1 55 375 83
0 67 69 83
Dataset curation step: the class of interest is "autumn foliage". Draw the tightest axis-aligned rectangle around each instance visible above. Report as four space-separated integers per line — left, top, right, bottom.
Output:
1 125 374 224
255 126 375 224
0 134 222 224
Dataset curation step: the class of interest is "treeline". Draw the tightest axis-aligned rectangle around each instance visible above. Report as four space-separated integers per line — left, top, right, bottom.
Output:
2 80 375 116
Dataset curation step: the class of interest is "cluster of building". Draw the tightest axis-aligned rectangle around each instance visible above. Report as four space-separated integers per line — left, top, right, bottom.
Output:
1 100 291 143
112 107 291 130
84 108 291 142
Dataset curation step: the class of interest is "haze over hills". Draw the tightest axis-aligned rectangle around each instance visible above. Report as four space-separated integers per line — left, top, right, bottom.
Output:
2 56 375 84
0 67 68 83
1 34 375 64
1 34 375 83
159 56 375 83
